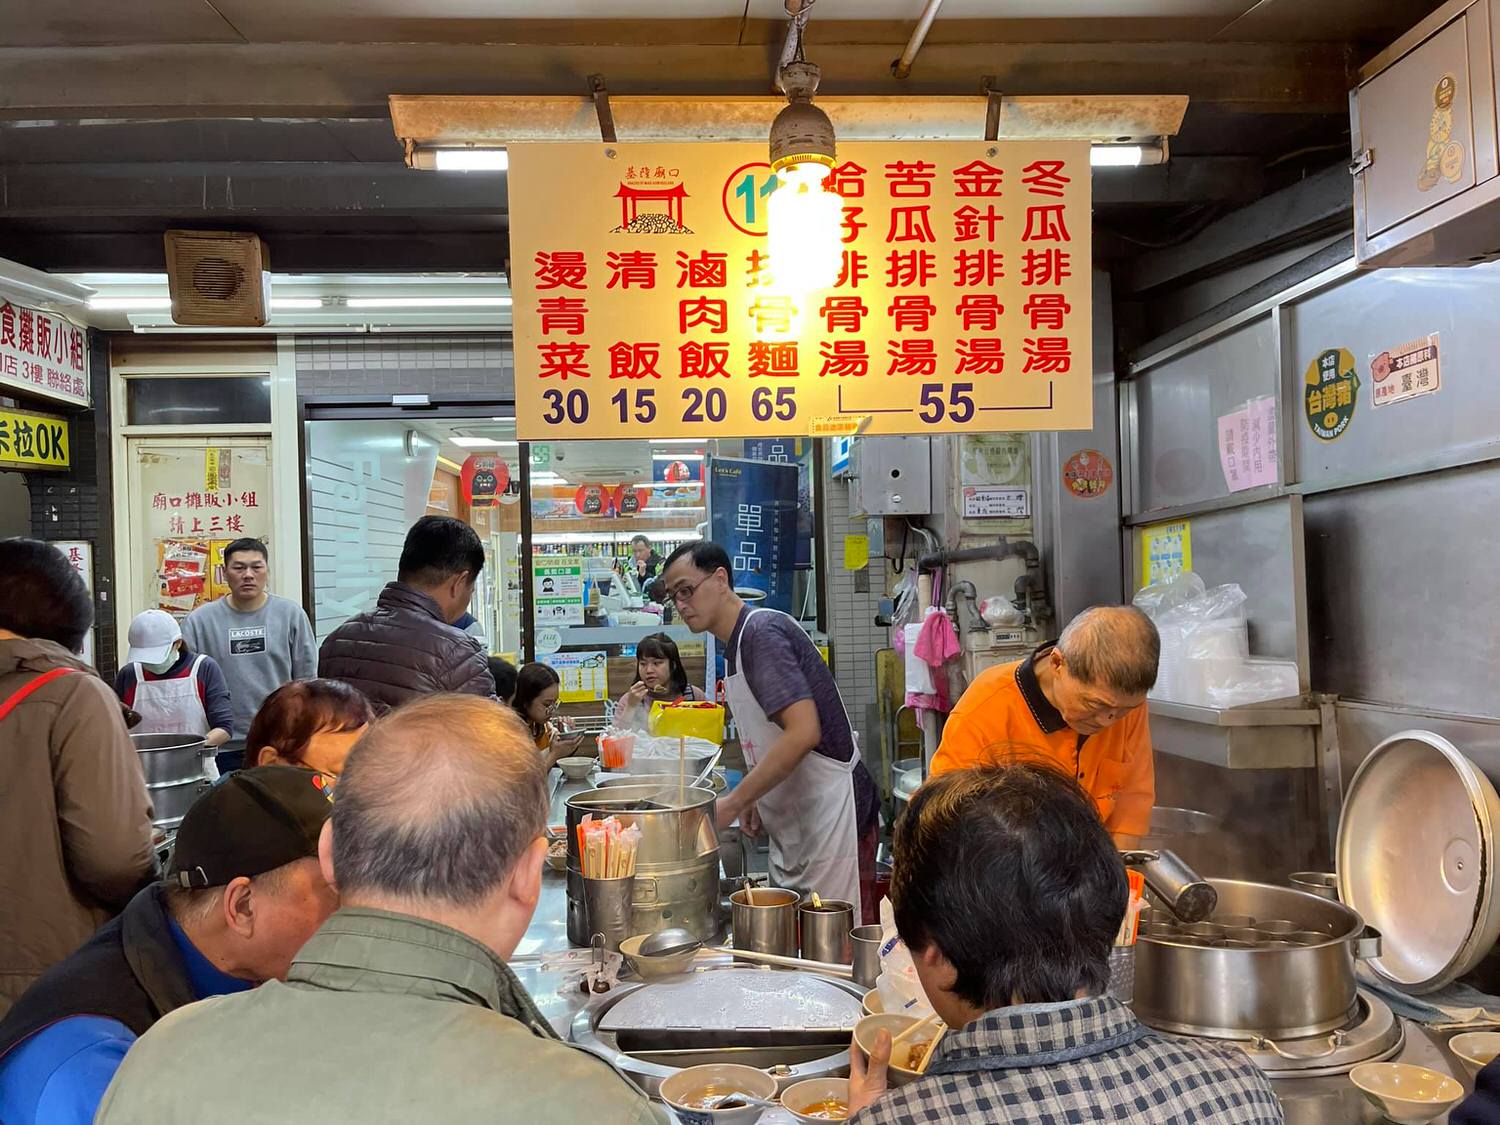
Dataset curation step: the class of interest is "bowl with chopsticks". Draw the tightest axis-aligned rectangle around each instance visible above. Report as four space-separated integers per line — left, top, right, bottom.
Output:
660 1063 778 1125
853 1013 944 1087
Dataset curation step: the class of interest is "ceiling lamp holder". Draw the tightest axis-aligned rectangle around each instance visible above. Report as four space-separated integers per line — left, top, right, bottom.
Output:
770 61 836 172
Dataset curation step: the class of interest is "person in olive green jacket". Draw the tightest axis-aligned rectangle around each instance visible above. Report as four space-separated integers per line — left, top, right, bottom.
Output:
97 694 665 1125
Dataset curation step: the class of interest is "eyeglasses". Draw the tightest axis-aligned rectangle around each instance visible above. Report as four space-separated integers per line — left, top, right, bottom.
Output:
663 579 704 606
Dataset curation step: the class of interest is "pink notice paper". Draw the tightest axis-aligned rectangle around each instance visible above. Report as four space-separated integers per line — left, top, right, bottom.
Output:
1218 396 1278 492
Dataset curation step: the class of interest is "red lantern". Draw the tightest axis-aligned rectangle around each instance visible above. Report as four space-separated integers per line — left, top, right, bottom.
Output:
461 456 510 508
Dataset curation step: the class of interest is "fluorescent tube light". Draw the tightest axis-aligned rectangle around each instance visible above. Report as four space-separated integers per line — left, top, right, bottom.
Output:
1090 145 1145 167
345 297 511 309
433 149 509 172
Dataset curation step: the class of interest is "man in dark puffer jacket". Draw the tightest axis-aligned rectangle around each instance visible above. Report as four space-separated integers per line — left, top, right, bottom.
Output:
317 516 495 711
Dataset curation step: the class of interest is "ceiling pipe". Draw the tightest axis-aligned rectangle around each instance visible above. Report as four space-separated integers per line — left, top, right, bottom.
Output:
892 0 945 80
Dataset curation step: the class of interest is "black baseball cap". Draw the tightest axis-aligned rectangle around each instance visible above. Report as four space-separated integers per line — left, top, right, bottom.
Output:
167 766 334 889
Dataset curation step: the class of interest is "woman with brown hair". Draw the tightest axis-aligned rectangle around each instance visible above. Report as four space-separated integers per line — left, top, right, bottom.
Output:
247 678 376 780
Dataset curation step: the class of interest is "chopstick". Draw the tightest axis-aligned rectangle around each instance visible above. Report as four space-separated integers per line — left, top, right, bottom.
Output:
891 1011 941 1048
914 1026 946 1073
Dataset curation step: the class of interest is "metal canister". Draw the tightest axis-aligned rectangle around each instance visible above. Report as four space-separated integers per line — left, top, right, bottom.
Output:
851 924 882 988
731 887 799 957
583 875 636 952
130 732 212 830
799 901 854 964
565 784 723 946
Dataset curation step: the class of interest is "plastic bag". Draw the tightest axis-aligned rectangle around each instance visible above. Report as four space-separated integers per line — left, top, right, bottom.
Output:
1202 658 1301 709
649 700 725 744
1135 575 1247 704
873 897 935 1019
980 596 1024 628
1132 571 1207 619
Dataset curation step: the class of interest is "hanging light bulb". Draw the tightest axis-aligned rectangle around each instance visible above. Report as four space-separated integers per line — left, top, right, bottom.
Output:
768 57 841 295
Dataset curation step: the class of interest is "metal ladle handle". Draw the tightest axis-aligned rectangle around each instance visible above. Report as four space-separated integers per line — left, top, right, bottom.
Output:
1249 1030 1347 1061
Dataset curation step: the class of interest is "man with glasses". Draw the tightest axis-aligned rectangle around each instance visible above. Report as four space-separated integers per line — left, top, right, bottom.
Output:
182 538 317 771
659 541 879 923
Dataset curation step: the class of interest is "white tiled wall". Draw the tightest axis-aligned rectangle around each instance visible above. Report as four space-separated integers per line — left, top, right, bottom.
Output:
295 335 514 397
823 463 885 757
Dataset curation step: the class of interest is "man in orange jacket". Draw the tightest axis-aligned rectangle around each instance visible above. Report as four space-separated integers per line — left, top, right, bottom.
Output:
931 606 1159 848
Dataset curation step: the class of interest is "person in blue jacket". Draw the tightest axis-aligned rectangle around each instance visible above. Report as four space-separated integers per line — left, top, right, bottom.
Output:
1454 1059 1500 1124
0 766 337 1124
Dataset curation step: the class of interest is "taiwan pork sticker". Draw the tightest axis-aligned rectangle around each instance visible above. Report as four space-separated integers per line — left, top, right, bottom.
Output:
1062 449 1113 499
1303 348 1359 442
1370 334 1441 407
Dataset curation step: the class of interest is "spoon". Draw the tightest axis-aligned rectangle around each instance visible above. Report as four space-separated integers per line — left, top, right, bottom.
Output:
639 926 702 958
701 1093 780 1111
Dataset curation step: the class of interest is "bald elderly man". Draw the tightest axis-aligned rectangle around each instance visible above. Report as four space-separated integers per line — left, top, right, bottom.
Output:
932 606 1160 848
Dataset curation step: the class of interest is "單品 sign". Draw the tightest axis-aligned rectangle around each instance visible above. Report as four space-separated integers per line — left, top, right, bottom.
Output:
0 301 89 408
510 141 1092 439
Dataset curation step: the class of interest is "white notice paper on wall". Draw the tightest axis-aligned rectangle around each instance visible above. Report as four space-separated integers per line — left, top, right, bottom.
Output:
1217 396 1278 493
962 486 1029 520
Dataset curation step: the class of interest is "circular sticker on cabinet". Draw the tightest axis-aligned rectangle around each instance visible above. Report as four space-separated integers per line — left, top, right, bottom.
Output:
536 628 563 655
1062 449 1114 498
1304 347 1360 442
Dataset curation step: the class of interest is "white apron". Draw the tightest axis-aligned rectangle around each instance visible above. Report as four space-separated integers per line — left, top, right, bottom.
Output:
132 655 210 737
725 609 862 917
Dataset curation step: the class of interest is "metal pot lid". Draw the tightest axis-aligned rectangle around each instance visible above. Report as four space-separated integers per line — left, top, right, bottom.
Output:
599 968 861 1033
1337 730 1500 994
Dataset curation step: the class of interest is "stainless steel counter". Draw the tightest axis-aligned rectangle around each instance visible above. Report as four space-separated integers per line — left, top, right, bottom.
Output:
510 772 1477 1124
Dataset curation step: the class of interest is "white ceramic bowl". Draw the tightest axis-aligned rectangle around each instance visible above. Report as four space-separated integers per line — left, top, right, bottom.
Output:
1350 1062 1464 1125
660 1064 777 1125
853 1014 932 1088
861 989 883 1016
1451 1032 1500 1080
556 756 595 780
781 1077 851 1123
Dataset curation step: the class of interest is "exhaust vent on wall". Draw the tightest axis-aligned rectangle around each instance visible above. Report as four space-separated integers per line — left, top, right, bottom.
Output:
164 230 270 326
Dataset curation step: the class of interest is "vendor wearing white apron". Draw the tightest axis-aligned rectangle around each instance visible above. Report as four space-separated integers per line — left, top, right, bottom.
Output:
115 610 232 752
660 541 881 922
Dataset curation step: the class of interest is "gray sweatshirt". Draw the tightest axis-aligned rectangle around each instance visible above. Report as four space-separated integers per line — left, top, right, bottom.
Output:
181 594 318 738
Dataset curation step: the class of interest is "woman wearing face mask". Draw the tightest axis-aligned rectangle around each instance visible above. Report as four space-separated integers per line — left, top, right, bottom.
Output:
115 609 232 749
615 632 705 729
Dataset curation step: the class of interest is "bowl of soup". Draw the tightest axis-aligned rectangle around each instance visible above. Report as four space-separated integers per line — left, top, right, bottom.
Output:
660 1063 778 1125
853 1014 936 1088
782 1078 851 1122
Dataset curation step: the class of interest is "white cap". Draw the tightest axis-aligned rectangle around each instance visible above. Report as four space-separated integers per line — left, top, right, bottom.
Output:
125 609 182 667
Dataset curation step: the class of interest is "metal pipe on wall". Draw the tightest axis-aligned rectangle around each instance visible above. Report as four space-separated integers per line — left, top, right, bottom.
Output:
892 0 945 80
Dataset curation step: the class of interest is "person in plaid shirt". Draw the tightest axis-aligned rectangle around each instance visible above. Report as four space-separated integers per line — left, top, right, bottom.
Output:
848 765 1283 1125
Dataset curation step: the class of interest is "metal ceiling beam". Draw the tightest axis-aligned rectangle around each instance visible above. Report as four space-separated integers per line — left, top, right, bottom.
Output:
0 40 1355 120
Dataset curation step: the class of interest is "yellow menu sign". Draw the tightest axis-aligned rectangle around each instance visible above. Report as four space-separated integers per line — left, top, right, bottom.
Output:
0 406 69 471
510 141 1092 440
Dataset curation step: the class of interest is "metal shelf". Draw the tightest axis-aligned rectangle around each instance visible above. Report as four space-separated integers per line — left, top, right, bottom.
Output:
1149 698 1318 770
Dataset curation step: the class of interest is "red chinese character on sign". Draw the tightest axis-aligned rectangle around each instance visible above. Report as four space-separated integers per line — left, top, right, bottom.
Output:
957 294 1004 332
538 297 588 335
954 250 1005 288
956 338 1006 376
68 329 85 372
679 342 732 380
749 297 797 336
606 250 658 289
1022 205 1071 242
887 206 936 244
746 250 775 289
537 341 592 380
1022 249 1072 287
820 296 869 334
887 339 938 378
841 206 867 244
748 342 799 378
168 495 183 509
152 492 168 510
819 341 869 378
887 251 937 288
1021 160 1072 197
609 342 663 380
227 515 244 533
36 319 53 360
533 251 588 290
209 516 224 534
0 304 14 348
190 518 204 533
676 251 729 289
835 251 869 289
889 295 937 333
679 298 729 335
1023 337 1072 374
827 161 868 197
1024 293 1072 330
185 492 204 509
169 516 184 534
18 310 34 354
953 160 1005 197
240 492 259 508
884 160 937 198
207 493 224 508
953 205 1004 243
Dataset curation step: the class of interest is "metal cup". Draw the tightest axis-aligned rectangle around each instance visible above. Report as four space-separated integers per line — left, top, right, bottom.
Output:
582 874 636 952
799 900 854 964
730 886 799 957
851 924 882 988
1290 872 1341 901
